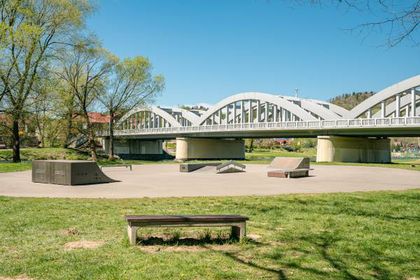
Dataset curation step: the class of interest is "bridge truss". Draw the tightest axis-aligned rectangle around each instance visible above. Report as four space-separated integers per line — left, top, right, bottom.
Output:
110 75 420 138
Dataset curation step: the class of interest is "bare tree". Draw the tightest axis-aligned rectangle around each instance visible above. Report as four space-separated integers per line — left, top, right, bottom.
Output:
294 0 419 47
353 1 419 47
98 57 164 159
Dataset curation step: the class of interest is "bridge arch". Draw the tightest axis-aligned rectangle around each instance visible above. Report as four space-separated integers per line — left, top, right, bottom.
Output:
372 91 420 118
306 99 350 118
117 106 181 129
196 92 318 125
281 96 343 119
349 75 420 119
169 108 202 126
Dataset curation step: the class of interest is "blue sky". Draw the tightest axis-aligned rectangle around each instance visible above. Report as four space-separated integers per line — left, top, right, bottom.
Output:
87 0 419 107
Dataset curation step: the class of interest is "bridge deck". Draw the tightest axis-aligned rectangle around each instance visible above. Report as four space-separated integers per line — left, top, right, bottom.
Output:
102 117 420 139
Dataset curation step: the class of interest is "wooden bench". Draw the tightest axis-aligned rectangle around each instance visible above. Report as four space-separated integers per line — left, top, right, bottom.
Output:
125 215 249 245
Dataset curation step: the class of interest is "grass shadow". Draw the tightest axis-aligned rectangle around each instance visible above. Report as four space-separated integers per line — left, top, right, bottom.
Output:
215 248 289 280
138 235 235 246
137 231 264 246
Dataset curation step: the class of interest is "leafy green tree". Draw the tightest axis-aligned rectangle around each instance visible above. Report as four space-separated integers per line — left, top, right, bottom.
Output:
0 0 92 162
329 91 375 110
30 73 63 147
55 79 78 148
98 56 164 159
57 41 114 161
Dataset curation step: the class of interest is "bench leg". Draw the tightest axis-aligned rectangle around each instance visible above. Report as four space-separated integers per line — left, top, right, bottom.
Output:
127 225 138 245
231 222 246 241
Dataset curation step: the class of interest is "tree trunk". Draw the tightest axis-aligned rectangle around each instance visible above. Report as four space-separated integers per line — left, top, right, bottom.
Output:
88 132 97 161
108 112 114 160
81 111 97 161
12 119 21 163
249 139 254 153
64 110 73 148
87 122 97 161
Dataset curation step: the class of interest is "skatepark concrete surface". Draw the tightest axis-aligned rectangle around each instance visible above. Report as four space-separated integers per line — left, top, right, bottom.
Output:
0 164 419 198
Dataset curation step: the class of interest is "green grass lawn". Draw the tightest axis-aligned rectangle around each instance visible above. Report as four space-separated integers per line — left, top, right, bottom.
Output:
0 148 90 173
314 160 420 172
0 148 90 161
0 147 176 172
0 161 32 173
244 148 317 163
0 191 419 279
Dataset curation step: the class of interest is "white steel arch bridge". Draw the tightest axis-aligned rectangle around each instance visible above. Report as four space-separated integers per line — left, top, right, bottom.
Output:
110 75 420 139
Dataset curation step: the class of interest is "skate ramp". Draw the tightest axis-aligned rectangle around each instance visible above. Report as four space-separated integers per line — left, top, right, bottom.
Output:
193 165 217 173
32 160 116 185
179 162 221 172
216 161 246 174
269 157 310 170
267 157 311 178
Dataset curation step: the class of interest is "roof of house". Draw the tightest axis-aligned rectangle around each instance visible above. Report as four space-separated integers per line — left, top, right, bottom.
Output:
88 112 110 124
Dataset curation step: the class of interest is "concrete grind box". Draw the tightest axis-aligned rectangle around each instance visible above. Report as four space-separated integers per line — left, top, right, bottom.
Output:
32 160 115 185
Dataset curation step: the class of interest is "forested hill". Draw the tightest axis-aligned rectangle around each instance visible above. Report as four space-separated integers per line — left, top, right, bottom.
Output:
329 91 375 110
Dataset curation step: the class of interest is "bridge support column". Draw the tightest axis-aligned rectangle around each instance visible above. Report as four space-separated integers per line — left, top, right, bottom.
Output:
175 138 245 161
316 136 391 163
103 138 173 160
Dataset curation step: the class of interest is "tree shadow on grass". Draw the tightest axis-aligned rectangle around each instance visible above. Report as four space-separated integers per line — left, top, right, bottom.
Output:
232 232 361 280
211 245 289 280
137 234 290 278
137 231 398 280
313 234 361 280
335 207 420 222
296 232 399 280
211 232 367 280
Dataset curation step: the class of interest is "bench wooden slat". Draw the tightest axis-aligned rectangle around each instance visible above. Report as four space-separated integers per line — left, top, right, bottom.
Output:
126 215 248 224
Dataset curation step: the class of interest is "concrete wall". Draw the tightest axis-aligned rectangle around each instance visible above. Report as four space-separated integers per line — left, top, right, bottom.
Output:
176 138 245 161
316 136 391 163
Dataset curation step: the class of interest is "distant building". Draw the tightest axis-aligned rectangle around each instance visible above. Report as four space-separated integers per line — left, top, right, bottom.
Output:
87 112 110 124
76 112 110 131
274 138 292 145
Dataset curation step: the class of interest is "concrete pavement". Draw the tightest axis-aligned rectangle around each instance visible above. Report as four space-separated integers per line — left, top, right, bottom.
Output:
0 164 419 198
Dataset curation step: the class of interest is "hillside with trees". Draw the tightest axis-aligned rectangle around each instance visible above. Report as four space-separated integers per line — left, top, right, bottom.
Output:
329 91 375 110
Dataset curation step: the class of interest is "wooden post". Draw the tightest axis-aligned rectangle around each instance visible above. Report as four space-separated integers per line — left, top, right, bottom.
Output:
127 225 138 245
231 222 246 240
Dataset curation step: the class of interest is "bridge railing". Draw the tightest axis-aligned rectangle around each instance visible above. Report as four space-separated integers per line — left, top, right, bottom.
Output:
102 117 420 136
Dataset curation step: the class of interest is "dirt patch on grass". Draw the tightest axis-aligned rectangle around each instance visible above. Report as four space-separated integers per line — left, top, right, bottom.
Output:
247 233 262 241
0 275 34 280
64 240 104 250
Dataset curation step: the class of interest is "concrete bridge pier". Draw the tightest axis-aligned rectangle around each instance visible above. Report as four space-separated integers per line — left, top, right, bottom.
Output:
175 137 245 161
102 138 173 160
316 136 391 163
